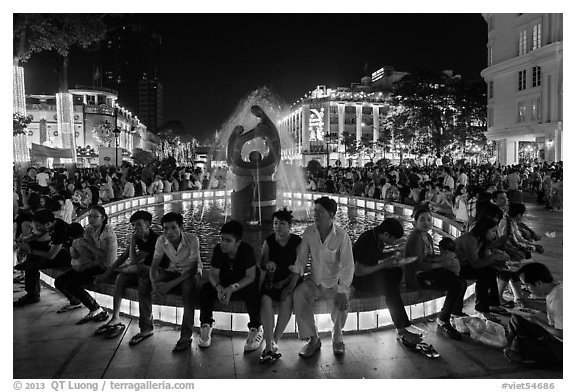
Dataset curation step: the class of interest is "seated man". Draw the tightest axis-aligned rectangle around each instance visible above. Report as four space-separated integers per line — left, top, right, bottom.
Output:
150 212 202 352
14 209 75 307
504 262 562 367
288 197 354 357
95 211 159 345
352 218 422 346
198 220 263 351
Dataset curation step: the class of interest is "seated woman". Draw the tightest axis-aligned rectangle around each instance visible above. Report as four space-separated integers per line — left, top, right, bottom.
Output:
405 204 467 340
54 205 117 324
455 217 510 320
259 208 302 363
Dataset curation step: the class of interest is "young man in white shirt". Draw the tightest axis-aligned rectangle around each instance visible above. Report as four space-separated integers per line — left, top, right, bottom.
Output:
150 212 202 352
287 197 354 357
504 262 562 367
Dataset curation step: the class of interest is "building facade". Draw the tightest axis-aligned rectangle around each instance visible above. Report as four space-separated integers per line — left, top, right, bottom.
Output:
25 86 155 167
481 13 563 164
102 22 164 131
278 67 408 167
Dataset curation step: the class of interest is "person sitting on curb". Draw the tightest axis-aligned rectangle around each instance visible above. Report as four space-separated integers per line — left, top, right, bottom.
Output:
503 262 562 367
352 218 423 347
94 211 159 345
259 208 302 363
198 220 263 352
287 197 354 358
150 212 202 352
14 209 75 308
405 204 467 340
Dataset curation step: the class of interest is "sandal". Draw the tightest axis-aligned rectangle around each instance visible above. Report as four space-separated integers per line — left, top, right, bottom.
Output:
57 303 82 313
416 342 440 358
104 323 126 339
92 310 109 323
95 323 116 335
129 332 154 346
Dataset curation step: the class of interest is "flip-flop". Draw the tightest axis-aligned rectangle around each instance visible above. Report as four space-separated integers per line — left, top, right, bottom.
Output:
397 334 418 349
77 313 95 325
92 310 109 323
57 303 82 313
129 332 154 346
95 323 115 335
104 323 126 339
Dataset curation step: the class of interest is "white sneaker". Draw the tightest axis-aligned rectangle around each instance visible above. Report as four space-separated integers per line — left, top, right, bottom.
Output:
198 324 212 348
244 326 263 352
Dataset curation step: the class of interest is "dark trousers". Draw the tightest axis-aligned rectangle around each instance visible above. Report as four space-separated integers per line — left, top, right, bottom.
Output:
155 270 198 341
352 267 410 329
459 265 500 312
54 266 105 311
114 267 153 333
417 268 467 323
199 282 261 329
15 253 71 299
507 314 562 366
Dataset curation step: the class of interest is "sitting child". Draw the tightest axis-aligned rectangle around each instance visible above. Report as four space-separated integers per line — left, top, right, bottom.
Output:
438 237 460 276
68 223 95 272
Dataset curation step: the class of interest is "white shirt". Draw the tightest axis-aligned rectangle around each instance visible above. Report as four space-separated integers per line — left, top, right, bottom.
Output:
36 172 50 187
122 182 135 198
443 175 455 190
458 172 468 187
153 232 202 275
292 223 354 295
546 282 563 330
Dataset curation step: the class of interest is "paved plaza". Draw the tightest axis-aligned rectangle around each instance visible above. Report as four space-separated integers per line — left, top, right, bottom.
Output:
13 197 563 379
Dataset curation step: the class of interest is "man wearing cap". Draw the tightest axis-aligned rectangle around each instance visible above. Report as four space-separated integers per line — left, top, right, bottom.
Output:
287 196 354 357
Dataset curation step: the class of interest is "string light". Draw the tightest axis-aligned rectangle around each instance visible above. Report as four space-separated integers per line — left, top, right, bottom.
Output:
13 65 30 163
56 92 77 162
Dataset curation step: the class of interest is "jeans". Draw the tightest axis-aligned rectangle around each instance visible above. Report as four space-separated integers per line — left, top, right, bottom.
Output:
199 281 261 329
459 265 500 312
417 268 467 323
507 314 562 366
155 270 198 341
54 266 105 311
293 278 347 340
114 265 153 333
15 253 71 299
352 267 410 329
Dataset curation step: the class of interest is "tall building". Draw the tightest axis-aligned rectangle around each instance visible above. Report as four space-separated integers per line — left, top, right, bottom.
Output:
480 14 563 164
102 22 164 132
278 66 408 166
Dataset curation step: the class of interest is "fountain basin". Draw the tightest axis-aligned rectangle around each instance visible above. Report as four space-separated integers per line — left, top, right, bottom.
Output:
40 189 474 334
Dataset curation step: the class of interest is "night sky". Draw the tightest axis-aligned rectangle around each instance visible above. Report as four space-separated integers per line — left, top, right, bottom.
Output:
22 13 487 143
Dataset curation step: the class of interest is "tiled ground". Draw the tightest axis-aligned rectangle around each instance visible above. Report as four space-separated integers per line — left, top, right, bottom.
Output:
13 198 563 379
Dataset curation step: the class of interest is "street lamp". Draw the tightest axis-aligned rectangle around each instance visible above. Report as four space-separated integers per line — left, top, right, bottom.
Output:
113 106 121 167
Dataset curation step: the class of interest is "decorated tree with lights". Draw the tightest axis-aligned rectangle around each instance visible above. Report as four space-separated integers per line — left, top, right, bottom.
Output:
451 79 488 159
14 14 108 165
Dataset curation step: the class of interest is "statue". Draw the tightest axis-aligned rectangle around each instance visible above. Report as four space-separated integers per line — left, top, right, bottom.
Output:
227 105 281 224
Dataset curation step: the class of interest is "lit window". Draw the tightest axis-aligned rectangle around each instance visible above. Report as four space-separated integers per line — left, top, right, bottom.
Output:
488 81 494 99
487 45 494 66
518 70 527 91
532 66 541 87
531 97 541 122
532 23 542 50
518 30 528 55
488 108 494 127
517 102 527 123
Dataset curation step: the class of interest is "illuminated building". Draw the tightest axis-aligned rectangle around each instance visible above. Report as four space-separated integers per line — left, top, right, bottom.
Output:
481 14 563 164
278 66 407 167
25 86 157 167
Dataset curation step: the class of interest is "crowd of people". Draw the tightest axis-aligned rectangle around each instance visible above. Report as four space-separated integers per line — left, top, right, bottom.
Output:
13 160 562 368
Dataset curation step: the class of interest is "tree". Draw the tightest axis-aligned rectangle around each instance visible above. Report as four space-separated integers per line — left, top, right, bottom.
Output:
451 79 488 155
387 69 460 157
14 14 108 91
132 148 156 166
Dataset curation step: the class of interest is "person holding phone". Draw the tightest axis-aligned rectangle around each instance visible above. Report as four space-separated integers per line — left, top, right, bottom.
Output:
352 218 422 346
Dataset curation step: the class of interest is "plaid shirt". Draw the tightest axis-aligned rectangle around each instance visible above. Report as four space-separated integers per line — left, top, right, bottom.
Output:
21 175 36 193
